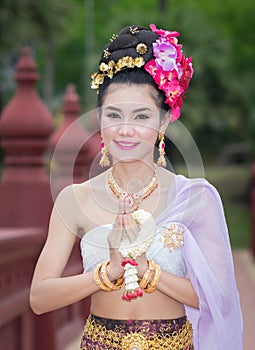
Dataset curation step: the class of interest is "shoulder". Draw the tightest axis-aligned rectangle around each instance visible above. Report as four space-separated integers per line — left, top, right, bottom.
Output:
176 174 220 197
52 170 110 232
55 170 108 206
173 174 224 217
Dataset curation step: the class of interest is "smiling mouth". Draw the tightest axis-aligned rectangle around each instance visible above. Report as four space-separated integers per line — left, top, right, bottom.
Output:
115 140 139 150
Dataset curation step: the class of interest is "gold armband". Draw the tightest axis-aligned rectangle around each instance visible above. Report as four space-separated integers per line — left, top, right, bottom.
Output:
140 260 161 293
139 260 154 289
100 261 124 291
93 261 124 292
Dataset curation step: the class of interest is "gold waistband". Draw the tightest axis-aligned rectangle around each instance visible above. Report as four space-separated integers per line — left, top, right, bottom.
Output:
81 314 194 350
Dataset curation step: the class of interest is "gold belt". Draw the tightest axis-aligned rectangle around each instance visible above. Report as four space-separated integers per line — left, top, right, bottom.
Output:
82 315 194 350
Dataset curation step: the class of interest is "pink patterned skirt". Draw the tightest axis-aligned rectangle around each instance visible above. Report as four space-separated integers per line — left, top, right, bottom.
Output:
80 314 194 350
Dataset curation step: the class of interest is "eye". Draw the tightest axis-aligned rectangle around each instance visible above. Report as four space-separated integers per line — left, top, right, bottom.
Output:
106 113 121 119
135 114 149 120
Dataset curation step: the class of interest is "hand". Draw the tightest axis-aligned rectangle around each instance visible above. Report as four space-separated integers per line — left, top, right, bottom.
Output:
121 200 148 278
107 198 130 280
107 211 124 281
107 198 149 280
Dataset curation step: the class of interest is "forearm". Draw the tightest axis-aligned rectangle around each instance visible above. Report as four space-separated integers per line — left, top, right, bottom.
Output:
157 269 199 309
30 271 98 315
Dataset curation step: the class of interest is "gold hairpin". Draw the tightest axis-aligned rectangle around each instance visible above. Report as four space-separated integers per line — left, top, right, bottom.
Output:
130 26 139 35
90 56 145 90
103 48 111 58
136 43 148 55
110 34 118 42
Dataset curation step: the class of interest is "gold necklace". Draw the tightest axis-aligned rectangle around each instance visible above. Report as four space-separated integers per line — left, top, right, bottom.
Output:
108 168 158 211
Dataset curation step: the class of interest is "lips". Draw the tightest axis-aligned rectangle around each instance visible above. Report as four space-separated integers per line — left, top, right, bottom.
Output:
115 140 139 150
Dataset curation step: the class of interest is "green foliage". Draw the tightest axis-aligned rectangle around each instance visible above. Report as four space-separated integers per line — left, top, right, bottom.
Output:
1 0 255 159
205 164 252 249
177 163 252 248
0 0 74 52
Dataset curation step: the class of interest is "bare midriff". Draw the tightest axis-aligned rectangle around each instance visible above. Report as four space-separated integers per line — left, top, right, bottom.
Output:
90 289 185 320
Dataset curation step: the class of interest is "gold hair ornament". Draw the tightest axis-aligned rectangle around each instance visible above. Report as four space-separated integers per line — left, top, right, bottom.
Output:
103 48 111 59
136 43 148 55
130 26 139 34
110 34 118 42
91 56 145 90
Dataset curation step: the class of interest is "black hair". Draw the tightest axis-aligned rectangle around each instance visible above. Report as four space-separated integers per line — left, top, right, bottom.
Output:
96 25 170 114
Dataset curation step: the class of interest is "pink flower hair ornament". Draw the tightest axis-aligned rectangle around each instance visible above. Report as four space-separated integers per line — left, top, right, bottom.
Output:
144 24 194 122
90 24 194 122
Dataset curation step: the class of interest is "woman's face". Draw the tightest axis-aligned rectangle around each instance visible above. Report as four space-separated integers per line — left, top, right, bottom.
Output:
100 84 166 165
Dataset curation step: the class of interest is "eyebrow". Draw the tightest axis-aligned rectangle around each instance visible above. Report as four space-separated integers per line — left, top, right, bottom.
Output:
104 105 153 113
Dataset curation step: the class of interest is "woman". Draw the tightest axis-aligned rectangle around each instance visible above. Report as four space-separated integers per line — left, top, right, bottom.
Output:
30 24 243 349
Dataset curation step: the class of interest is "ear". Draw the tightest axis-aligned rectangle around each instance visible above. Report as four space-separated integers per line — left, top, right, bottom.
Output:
159 112 169 134
96 107 101 122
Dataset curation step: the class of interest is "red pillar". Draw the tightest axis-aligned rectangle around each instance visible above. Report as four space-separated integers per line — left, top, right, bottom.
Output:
0 47 54 227
49 84 91 197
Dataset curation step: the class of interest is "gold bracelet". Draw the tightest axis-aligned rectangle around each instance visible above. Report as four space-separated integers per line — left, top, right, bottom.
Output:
100 261 124 291
93 263 111 292
143 261 161 293
139 260 154 289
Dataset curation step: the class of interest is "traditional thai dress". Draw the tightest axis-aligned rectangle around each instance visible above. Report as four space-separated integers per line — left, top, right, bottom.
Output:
80 175 243 349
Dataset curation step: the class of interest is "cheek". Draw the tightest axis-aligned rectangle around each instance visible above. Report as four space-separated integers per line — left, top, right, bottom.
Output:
101 124 117 144
102 125 158 142
136 120 160 141
138 127 158 144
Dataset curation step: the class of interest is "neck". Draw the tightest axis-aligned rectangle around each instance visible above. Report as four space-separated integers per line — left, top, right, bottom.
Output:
111 161 156 192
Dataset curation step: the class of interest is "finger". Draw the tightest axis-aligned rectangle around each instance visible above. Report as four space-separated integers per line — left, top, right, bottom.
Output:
108 215 123 248
113 213 123 229
123 213 139 243
124 196 133 214
118 197 125 215
125 211 139 230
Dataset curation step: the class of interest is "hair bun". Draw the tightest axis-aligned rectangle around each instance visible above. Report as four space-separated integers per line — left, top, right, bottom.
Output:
108 34 139 51
100 25 158 64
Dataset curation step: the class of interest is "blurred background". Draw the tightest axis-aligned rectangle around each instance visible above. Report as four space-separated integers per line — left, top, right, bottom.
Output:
0 1 254 349
0 0 254 248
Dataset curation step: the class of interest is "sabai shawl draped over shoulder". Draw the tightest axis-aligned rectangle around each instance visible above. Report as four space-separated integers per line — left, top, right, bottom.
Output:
155 175 243 350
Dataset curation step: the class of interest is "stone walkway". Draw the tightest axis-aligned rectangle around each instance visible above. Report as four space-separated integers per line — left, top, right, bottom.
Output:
65 249 255 350
233 249 255 350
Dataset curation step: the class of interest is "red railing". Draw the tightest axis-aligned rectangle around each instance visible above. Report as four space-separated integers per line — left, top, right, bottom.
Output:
0 46 95 349
0 227 90 350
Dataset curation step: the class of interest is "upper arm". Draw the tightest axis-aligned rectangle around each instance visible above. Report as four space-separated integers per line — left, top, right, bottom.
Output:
31 184 81 283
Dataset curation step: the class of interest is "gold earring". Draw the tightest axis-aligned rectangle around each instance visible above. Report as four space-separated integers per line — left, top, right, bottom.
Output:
157 132 167 168
99 138 110 167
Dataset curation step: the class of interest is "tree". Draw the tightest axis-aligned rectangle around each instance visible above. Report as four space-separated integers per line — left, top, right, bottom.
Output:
0 0 76 106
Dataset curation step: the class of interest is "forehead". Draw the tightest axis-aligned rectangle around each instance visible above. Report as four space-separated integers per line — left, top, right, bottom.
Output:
102 84 158 110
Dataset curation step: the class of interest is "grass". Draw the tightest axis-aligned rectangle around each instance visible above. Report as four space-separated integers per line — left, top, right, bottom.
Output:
176 163 253 249
224 200 251 249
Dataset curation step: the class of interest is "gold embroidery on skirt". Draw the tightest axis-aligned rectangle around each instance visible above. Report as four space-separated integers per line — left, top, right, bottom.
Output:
81 315 193 350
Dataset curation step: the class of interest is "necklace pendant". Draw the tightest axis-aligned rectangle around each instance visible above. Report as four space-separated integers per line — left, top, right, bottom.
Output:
108 168 158 212
124 194 141 212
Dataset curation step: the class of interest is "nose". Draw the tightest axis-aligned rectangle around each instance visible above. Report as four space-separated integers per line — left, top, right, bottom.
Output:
117 122 135 137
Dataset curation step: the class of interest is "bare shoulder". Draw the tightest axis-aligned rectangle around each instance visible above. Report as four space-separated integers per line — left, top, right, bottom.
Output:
53 170 110 234
55 170 107 205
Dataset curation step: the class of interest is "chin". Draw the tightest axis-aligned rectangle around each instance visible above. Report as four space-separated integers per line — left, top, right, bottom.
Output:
110 148 154 165
114 157 141 164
